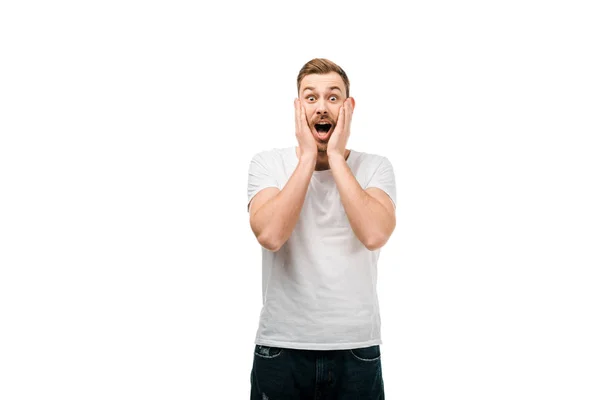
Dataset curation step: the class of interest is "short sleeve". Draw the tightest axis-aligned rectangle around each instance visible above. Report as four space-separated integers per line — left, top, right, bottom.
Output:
366 157 397 208
247 152 280 212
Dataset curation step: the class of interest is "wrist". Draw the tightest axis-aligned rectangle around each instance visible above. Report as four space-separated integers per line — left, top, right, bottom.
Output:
327 151 345 162
299 152 317 165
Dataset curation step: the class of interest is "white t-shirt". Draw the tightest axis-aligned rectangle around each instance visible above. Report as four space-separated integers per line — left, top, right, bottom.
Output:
246 146 396 350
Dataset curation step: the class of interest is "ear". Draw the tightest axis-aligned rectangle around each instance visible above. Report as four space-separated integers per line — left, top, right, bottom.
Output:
348 97 356 110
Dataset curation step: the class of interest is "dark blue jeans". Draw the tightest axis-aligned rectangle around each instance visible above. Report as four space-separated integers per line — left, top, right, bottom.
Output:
250 344 385 399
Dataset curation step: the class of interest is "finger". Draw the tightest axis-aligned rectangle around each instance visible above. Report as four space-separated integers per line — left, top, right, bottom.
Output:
336 104 345 134
301 105 310 131
294 99 300 132
345 99 353 128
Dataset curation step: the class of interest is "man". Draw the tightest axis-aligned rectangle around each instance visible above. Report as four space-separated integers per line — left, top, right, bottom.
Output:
247 58 396 399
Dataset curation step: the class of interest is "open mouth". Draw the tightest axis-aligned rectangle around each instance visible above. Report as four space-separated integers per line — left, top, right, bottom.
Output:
314 122 332 139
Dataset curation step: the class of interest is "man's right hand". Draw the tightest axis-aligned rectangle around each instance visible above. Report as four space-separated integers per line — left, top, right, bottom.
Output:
249 100 318 251
294 99 317 161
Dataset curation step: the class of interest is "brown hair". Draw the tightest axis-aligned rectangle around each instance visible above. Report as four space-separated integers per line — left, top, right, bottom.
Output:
297 58 350 98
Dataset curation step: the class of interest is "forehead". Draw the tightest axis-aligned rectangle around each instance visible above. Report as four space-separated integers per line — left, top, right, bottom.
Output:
299 72 345 93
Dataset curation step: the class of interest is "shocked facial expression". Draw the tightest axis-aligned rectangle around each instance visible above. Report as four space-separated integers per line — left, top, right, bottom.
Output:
299 72 347 152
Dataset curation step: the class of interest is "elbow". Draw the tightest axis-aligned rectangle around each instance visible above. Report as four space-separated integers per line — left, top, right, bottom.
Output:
257 232 284 252
364 240 383 251
364 220 396 251
251 220 284 252
363 234 389 251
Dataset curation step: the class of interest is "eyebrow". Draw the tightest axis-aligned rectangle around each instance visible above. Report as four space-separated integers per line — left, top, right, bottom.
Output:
302 86 343 93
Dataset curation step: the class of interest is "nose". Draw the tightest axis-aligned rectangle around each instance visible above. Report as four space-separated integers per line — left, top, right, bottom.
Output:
315 99 328 115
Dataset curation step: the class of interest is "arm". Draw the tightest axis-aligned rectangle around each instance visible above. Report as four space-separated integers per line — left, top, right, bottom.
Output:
329 154 396 250
248 99 319 252
249 154 316 252
326 98 396 250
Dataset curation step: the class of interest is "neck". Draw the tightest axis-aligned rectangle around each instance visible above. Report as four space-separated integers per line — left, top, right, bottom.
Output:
315 151 334 171
296 147 350 171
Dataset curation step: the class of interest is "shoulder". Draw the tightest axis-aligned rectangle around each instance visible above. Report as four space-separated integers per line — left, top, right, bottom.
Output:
248 147 296 177
350 149 392 169
250 146 294 163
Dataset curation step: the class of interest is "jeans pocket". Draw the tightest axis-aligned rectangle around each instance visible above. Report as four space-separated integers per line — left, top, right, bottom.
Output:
254 345 285 359
350 345 381 362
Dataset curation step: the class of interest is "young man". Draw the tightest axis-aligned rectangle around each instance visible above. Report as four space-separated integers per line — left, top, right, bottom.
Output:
247 58 396 399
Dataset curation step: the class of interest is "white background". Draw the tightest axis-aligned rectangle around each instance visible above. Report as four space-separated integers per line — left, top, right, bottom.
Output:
1 0 599 399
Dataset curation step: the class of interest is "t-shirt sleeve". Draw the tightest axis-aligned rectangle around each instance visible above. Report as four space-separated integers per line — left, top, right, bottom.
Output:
366 156 397 209
247 152 280 212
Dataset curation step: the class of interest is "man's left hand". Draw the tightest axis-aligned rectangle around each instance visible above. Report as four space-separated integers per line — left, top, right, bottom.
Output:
327 97 355 158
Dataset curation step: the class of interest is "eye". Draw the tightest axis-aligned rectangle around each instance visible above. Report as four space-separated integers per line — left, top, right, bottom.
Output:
307 96 316 102
329 96 338 101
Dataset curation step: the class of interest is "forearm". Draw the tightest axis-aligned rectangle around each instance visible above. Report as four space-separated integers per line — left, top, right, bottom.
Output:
252 156 316 251
329 154 394 250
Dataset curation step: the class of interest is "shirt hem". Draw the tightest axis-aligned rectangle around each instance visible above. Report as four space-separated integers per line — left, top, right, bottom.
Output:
254 337 383 351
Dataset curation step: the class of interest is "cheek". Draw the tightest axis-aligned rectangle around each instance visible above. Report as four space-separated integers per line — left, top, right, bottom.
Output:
331 110 339 122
